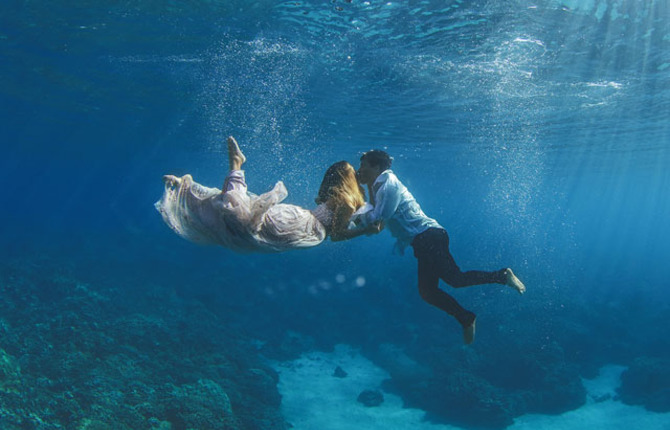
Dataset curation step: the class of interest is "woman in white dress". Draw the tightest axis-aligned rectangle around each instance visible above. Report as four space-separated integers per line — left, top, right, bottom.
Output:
156 136 377 253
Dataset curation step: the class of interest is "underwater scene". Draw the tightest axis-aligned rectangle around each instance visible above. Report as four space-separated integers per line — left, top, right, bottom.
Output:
1 0 669 429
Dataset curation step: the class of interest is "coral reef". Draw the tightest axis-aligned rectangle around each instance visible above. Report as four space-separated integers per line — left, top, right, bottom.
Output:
0 260 287 430
3 245 666 430
0 348 22 394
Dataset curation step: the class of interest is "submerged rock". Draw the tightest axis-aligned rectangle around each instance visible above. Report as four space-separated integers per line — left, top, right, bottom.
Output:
333 365 348 378
380 340 586 429
357 389 384 407
619 356 670 412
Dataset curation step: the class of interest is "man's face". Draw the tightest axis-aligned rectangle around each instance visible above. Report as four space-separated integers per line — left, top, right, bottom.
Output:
356 159 380 185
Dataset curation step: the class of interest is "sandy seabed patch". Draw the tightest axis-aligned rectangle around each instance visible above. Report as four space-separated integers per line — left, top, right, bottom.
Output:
274 344 670 430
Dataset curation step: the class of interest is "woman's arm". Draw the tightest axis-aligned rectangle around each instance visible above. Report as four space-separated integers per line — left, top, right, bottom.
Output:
330 205 383 242
331 222 383 242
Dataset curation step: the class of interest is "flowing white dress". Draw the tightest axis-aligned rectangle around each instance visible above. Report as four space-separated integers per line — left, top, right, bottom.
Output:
155 171 327 253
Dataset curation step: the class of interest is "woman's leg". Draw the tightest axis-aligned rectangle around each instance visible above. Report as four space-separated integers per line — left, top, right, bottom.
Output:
227 136 246 171
223 136 248 192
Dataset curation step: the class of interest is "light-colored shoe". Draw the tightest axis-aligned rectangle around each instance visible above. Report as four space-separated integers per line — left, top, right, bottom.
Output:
463 318 476 345
505 268 526 294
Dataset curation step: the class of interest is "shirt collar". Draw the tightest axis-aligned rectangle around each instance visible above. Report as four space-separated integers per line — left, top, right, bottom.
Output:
373 169 393 186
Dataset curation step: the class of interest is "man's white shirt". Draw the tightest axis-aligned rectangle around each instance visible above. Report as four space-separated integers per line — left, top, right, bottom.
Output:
356 170 441 253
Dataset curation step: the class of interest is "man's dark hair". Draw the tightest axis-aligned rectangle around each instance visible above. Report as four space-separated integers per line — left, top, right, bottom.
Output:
360 149 393 171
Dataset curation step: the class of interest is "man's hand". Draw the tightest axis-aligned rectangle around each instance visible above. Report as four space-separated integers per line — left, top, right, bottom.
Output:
365 221 384 235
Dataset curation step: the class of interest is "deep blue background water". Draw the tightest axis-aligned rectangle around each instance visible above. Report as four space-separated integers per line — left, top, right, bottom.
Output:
1 0 670 427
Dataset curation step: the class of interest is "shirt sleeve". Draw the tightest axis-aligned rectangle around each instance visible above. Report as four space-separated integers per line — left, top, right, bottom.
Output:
364 175 402 224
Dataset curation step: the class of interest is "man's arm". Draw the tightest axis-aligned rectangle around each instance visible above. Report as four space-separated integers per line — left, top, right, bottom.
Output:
331 205 383 242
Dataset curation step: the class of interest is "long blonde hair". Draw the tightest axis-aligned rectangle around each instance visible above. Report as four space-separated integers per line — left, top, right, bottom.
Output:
316 161 365 216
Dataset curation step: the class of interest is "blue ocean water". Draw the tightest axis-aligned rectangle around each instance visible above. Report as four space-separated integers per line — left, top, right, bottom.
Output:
1 0 669 429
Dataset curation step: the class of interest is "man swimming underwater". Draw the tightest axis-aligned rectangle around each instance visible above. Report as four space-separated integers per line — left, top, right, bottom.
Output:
353 149 526 344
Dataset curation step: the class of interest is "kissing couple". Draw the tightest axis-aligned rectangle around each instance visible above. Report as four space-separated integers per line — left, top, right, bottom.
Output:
156 136 525 343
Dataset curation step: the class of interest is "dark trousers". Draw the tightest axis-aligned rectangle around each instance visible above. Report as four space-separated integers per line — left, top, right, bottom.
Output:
411 228 505 327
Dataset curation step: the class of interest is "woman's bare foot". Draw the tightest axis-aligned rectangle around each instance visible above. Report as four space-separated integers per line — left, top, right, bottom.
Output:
505 268 526 294
163 175 181 187
227 136 246 170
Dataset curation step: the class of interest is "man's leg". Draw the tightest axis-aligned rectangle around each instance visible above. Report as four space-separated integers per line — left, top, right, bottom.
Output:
439 255 506 288
433 230 506 288
436 231 525 293
416 251 477 344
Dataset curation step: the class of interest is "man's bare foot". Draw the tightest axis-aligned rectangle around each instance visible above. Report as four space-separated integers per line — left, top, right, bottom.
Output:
227 136 246 170
463 318 476 345
163 175 181 187
505 268 526 294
